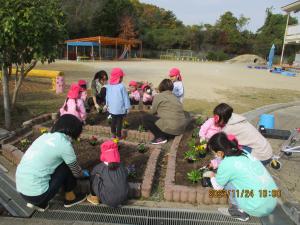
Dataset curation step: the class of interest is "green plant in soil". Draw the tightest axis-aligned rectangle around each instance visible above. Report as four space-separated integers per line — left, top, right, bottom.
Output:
187 169 203 184
123 120 130 129
184 149 198 162
89 136 98 146
20 138 31 149
138 125 146 132
192 127 200 138
137 143 147 153
195 116 204 126
187 138 196 149
127 164 136 179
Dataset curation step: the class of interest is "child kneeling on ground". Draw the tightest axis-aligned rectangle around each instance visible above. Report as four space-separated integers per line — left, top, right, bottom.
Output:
128 81 140 105
207 132 277 221
87 140 129 207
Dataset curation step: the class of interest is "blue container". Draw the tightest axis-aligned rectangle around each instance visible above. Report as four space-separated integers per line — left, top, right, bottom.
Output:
281 71 296 77
259 114 275 129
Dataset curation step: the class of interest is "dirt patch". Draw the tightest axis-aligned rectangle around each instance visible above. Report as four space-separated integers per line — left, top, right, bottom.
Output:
73 139 150 183
175 124 214 186
86 111 147 130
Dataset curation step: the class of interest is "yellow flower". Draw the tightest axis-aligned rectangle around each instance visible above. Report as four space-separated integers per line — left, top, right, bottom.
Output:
113 138 119 144
40 128 48 134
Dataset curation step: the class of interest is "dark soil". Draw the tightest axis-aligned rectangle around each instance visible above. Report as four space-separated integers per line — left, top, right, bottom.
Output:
86 111 148 130
73 139 150 183
175 123 214 186
15 133 39 152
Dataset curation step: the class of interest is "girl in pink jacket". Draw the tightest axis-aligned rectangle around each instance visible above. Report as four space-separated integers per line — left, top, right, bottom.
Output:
199 116 222 141
60 84 87 123
128 81 140 105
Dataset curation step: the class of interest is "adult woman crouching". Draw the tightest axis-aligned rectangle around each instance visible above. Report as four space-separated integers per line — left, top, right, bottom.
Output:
142 79 188 145
16 115 87 211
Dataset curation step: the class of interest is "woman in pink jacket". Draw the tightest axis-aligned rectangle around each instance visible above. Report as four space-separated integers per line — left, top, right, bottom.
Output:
60 84 87 123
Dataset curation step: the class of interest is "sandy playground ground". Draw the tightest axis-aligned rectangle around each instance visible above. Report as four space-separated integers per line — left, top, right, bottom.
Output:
35 60 300 114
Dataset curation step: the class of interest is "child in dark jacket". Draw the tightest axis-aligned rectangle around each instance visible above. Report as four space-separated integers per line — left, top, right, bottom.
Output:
87 140 128 208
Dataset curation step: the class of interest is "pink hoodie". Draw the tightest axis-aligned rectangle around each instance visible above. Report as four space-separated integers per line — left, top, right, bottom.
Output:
199 118 222 140
60 98 86 122
129 90 140 101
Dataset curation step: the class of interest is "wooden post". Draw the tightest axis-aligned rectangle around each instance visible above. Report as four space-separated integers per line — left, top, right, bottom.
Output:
115 40 118 59
280 13 290 65
139 42 143 61
66 43 69 61
98 37 101 60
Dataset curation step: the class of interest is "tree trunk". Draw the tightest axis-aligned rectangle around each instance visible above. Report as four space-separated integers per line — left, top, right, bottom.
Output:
11 60 37 109
1 65 11 129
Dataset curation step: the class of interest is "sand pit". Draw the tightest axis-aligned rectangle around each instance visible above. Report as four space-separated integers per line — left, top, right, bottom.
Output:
227 54 266 64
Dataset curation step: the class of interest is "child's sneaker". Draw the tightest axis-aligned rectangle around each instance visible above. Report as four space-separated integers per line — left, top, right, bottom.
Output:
87 194 100 205
64 194 87 208
150 138 167 145
218 205 250 222
26 203 49 212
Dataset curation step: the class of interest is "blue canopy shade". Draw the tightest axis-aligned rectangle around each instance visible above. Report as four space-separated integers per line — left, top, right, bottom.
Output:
67 41 100 47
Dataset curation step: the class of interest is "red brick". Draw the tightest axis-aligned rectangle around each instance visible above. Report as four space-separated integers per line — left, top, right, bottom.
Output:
180 189 188 202
1 144 16 162
172 189 180 202
196 190 204 204
188 190 197 203
141 187 151 198
203 189 212 204
12 150 24 165
164 188 173 201
219 197 228 205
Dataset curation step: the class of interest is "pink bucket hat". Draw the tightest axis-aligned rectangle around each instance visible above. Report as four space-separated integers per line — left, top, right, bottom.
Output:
169 68 182 81
109 68 125 85
100 140 120 163
141 84 150 91
78 80 87 87
129 80 138 87
67 83 80 99
227 134 241 150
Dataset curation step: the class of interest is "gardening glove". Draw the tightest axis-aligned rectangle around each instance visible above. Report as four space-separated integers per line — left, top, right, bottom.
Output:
82 169 90 178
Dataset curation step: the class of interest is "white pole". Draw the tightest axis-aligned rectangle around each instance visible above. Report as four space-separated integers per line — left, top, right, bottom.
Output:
92 45 94 62
280 13 290 65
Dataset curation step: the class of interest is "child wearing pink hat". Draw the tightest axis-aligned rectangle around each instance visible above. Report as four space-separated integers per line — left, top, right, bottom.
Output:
78 80 88 102
59 83 87 122
87 140 128 207
141 83 154 105
106 68 131 139
169 68 184 103
128 80 140 105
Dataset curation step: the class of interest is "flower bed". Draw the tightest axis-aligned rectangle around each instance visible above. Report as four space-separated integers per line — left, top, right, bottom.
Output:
0 125 161 199
84 111 154 142
164 120 227 204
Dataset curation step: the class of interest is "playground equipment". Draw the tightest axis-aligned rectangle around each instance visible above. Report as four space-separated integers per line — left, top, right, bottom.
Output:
66 36 142 61
160 49 199 61
11 69 64 92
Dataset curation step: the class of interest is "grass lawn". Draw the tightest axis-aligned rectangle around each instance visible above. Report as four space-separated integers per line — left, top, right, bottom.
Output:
0 79 66 130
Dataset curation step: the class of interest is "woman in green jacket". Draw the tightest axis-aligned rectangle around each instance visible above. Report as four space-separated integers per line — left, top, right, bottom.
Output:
142 79 188 145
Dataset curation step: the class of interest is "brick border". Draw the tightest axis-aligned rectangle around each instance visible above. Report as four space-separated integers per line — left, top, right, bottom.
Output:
0 113 53 145
1 125 161 199
164 135 228 204
84 125 154 143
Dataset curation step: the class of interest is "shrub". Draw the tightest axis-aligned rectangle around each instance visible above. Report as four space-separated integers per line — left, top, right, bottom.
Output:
206 51 229 61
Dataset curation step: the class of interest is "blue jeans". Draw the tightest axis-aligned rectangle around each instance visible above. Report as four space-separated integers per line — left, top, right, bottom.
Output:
224 182 237 206
242 146 272 166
